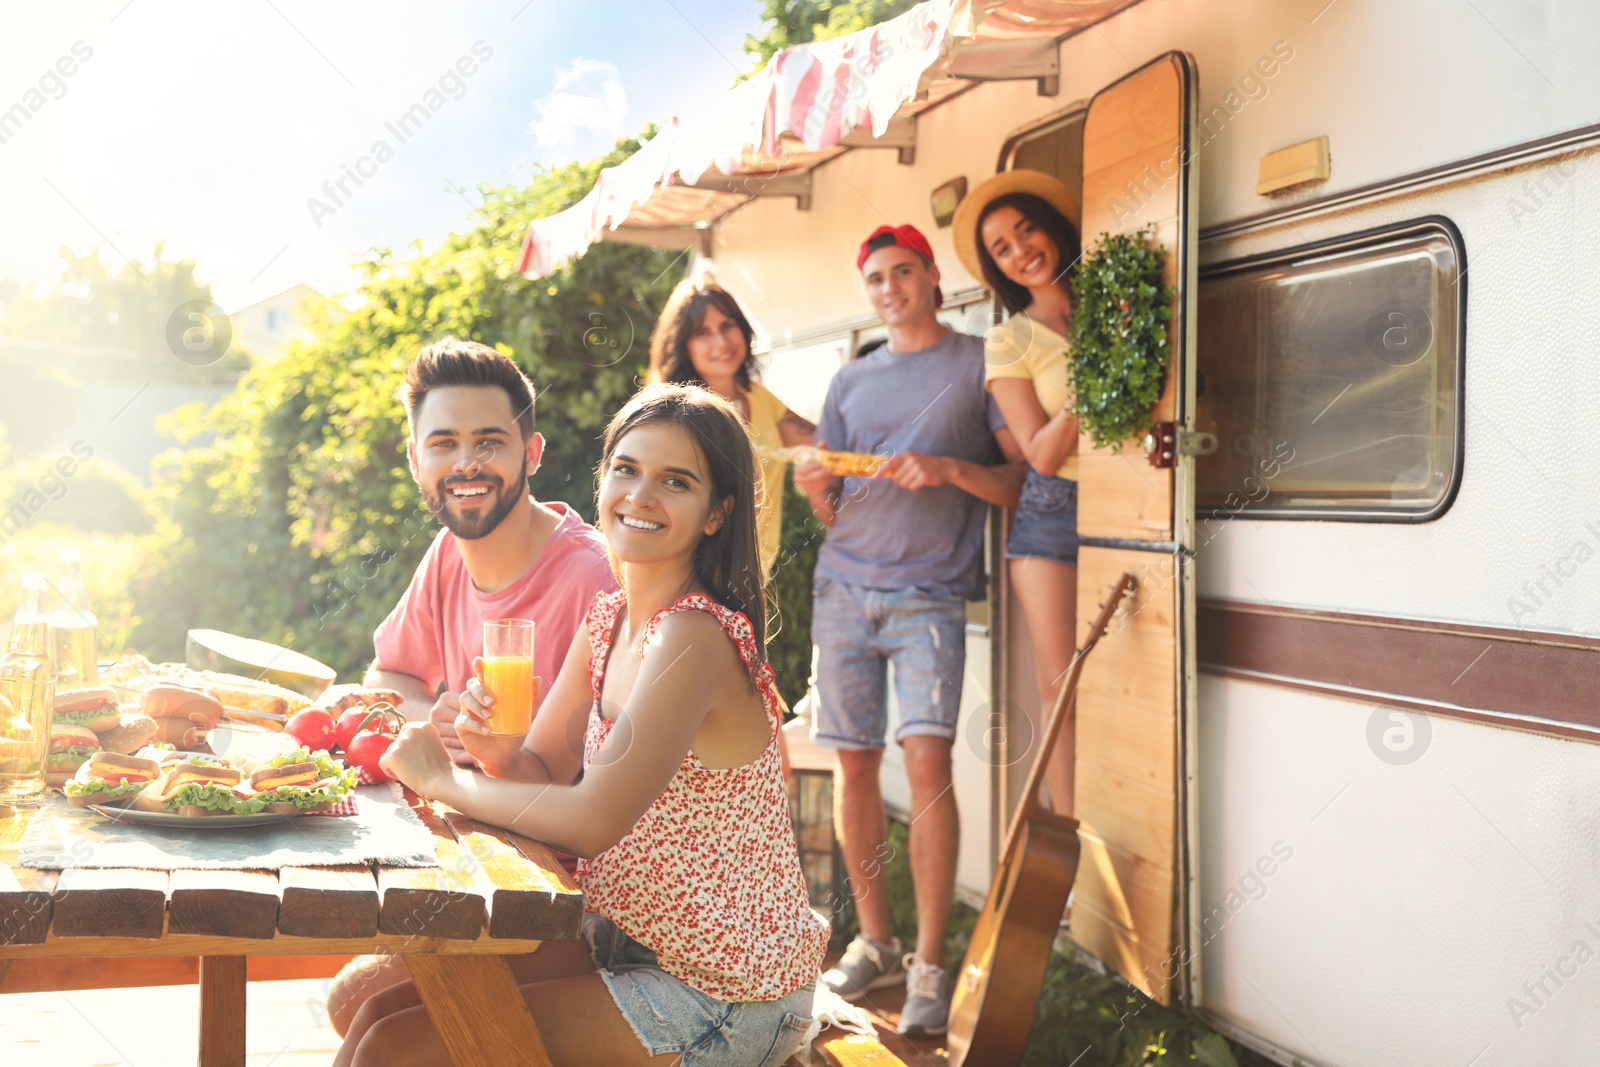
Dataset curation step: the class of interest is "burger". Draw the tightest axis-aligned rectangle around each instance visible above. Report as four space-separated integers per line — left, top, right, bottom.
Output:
46 724 101 789
52 687 122 732
63 752 161 808
152 762 257 817
95 711 159 755
248 760 351 814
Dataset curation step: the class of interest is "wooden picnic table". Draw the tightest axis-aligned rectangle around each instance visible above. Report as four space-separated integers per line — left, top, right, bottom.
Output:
0 788 584 1066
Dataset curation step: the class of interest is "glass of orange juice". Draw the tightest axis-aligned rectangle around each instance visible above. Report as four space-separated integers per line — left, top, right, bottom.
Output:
482 619 536 735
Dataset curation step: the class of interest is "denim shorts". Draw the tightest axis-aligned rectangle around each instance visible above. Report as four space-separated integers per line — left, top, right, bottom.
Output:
1006 467 1079 565
585 912 815 1066
811 578 967 749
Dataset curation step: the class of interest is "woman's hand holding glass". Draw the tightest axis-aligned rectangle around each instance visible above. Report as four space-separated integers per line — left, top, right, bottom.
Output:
454 657 538 777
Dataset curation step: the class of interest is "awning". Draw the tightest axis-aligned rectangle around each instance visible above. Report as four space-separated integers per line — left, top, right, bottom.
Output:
517 0 1141 278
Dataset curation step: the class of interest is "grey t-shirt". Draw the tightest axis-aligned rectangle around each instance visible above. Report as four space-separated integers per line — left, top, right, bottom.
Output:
815 330 1006 599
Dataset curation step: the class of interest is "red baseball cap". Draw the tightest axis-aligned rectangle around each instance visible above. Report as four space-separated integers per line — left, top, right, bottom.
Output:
857 224 943 307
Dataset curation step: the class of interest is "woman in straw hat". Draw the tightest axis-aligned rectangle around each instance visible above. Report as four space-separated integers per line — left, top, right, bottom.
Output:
954 168 1083 817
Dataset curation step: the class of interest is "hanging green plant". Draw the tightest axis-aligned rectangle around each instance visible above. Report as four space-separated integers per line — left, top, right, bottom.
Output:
1068 225 1175 450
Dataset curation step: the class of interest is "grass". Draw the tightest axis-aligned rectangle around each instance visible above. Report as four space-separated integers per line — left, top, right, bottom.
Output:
854 820 1275 1067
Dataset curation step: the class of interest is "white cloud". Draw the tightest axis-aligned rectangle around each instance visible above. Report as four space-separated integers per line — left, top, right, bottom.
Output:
527 57 628 165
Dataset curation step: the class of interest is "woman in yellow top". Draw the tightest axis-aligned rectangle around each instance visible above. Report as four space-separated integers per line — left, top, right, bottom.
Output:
955 169 1083 817
648 277 815 576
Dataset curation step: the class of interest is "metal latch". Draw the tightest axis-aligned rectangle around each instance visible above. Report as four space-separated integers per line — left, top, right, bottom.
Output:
1143 422 1217 468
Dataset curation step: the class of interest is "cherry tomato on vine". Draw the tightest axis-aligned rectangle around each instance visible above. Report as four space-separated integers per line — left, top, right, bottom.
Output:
334 704 403 751
346 730 395 781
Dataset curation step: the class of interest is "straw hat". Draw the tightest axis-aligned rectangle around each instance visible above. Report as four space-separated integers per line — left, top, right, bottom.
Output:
952 168 1082 281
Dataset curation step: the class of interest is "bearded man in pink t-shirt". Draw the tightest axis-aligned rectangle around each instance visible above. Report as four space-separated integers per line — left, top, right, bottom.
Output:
326 338 618 1037
367 337 617 767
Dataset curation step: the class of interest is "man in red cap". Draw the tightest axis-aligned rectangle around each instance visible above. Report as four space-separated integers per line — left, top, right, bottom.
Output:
796 224 1025 1037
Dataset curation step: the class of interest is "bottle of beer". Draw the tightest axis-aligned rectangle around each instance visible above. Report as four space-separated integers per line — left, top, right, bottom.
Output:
51 545 99 687
0 571 58 804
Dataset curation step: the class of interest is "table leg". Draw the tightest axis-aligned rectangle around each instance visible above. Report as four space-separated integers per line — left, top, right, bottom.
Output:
198 956 247 1067
404 954 554 1067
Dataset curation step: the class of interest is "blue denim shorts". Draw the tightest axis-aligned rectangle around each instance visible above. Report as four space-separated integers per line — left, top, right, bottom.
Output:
585 912 815 1066
1006 467 1079 565
810 578 967 749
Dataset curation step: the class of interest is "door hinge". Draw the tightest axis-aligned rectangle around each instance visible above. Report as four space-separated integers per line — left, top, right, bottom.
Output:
1143 423 1217 468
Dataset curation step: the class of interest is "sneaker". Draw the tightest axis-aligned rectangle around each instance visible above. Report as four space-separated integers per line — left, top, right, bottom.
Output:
821 934 905 1001
897 957 951 1038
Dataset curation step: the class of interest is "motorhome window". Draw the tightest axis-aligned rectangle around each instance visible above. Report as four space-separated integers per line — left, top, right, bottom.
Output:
1195 222 1463 520
1004 112 1085 182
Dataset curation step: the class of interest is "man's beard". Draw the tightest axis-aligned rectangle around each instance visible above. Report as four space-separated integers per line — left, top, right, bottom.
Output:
428 456 528 541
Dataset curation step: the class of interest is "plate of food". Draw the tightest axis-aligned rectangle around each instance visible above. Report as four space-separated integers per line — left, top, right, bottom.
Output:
80 746 358 827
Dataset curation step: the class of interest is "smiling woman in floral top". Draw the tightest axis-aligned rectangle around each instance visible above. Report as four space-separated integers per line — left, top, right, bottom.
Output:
340 383 827 1067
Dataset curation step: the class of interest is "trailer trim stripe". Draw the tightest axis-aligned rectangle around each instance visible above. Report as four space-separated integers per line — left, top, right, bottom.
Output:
1198 598 1600 739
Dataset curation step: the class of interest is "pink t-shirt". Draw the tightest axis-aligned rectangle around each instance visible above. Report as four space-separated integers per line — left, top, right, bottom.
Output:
373 503 618 698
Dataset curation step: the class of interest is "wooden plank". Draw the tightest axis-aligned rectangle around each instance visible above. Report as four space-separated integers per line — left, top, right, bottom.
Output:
378 795 488 940
0 929 544 959
50 867 167 939
0 808 56 945
198 955 247 1067
170 869 280 939
0 954 352 992
278 865 379 938
819 1033 912 1066
405 953 554 1067
446 814 584 942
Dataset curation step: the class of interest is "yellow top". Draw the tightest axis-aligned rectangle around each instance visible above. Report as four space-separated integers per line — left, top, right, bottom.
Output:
983 314 1078 481
744 381 788 576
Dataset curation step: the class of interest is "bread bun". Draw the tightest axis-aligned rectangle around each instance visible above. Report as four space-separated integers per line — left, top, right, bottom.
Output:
177 804 213 818
96 713 158 755
141 684 225 729
45 771 75 790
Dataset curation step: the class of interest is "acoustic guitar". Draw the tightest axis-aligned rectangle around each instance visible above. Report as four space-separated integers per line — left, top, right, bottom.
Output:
945 572 1136 1066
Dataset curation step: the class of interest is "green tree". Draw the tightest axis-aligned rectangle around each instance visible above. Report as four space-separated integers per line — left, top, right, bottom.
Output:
745 0 922 65
130 132 818 706
131 133 682 681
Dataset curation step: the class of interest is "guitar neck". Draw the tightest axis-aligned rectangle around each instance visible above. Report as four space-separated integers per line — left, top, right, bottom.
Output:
1003 573 1135 841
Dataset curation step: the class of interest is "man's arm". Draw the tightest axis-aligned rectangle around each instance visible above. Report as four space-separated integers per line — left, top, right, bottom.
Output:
794 450 842 528
876 448 1026 509
363 661 437 718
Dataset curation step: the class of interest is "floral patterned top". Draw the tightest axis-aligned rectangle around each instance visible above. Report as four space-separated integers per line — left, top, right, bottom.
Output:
576 589 829 1001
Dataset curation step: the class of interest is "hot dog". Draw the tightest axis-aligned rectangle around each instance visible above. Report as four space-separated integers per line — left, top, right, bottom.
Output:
142 683 225 730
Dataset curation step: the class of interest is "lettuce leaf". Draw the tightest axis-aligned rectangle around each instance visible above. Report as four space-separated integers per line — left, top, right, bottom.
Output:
269 747 357 791
163 782 262 814
254 783 350 809
64 777 147 798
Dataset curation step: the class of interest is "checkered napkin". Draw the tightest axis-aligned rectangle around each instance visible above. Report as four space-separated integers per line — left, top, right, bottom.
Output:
299 765 381 816
303 791 360 817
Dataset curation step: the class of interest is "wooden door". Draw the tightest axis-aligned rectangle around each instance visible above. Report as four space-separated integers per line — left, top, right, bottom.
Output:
1070 51 1198 1006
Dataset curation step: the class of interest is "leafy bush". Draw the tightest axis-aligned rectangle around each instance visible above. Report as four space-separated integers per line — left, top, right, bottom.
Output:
5 455 153 537
1069 226 1174 449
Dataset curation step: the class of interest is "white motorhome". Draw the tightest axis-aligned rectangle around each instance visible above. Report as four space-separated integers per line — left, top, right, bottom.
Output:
522 2 1600 1063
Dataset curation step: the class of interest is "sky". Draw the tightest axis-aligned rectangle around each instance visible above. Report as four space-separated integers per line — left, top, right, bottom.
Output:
0 0 765 312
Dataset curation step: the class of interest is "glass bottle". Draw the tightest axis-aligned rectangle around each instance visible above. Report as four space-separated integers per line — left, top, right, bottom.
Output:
50 545 99 687
0 571 58 804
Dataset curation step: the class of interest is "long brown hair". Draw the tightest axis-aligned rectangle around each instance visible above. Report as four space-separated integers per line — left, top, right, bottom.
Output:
647 278 758 391
975 192 1081 315
597 383 768 664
